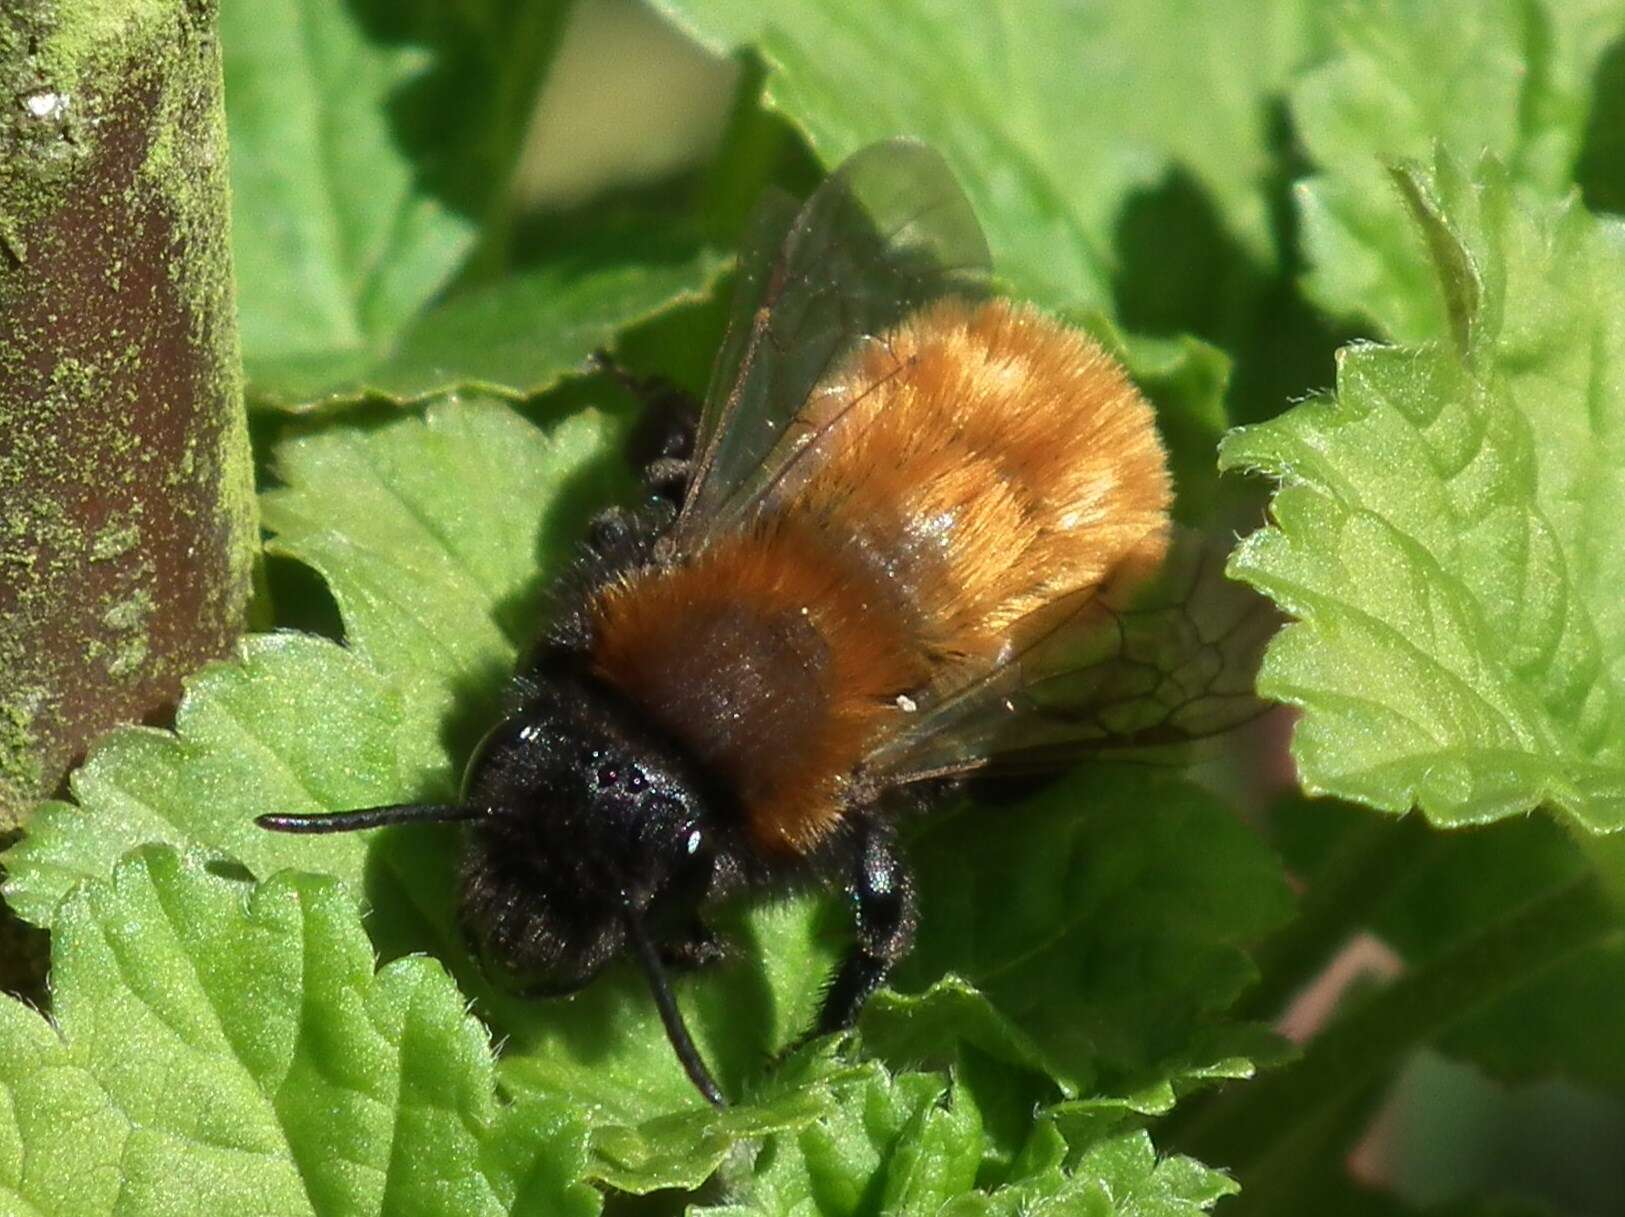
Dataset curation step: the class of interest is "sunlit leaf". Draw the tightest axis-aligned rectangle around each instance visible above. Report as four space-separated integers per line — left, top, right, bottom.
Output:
0 847 600 1217
1223 154 1625 828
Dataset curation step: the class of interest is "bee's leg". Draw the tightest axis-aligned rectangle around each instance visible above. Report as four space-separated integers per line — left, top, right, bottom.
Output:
581 489 678 561
660 919 728 971
591 350 699 505
585 505 638 554
643 456 694 509
817 820 917 1033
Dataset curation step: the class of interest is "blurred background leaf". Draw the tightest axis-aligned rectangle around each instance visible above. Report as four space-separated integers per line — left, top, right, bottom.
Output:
655 0 1360 427
224 0 565 391
1290 0 1625 341
224 0 727 411
655 0 1325 307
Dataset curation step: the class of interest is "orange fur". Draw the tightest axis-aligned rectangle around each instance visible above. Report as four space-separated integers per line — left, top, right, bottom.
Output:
591 298 1171 852
591 523 925 851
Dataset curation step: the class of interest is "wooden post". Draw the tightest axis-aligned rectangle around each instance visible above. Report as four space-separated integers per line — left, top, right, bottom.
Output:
0 0 255 822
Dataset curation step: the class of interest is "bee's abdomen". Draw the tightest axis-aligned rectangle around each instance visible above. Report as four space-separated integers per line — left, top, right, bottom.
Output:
792 297 1173 669
589 297 1171 855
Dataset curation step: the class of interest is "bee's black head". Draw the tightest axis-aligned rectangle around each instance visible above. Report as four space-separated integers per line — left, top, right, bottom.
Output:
257 668 736 1106
456 673 728 995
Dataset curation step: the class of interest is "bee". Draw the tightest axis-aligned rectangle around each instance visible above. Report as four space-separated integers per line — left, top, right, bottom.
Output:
259 141 1271 1106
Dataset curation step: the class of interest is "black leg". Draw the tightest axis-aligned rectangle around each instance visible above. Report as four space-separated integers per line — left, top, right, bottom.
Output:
660 919 728 971
586 505 635 554
643 456 694 507
592 349 701 505
581 497 677 569
623 906 727 1106
817 821 917 1033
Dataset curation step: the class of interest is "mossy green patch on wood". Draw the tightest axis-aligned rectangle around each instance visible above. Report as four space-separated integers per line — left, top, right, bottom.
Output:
0 701 44 796
89 519 141 561
0 0 253 823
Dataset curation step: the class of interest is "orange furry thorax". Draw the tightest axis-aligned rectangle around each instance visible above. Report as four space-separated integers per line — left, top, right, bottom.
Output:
590 297 1172 853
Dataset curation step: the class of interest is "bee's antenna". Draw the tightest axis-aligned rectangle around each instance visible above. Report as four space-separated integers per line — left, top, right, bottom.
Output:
620 903 727 1108
256 804 485 834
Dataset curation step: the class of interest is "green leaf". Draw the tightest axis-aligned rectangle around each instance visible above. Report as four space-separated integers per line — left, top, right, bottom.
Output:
224 1 473 370
867 769 1294 1116
246 242 728 411
4 634 418 929
261 398 636 779
580 1045 864 1195
0 846 599 1217
654 0 1326 311
1222 154 1625 829
1438 933 1625 1091
223 0 586 404
1290 0 1625 339
699 1064 1237 1217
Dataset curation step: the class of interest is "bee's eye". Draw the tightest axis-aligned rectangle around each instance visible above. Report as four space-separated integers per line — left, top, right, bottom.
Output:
595 764 620 787
626 768 648 793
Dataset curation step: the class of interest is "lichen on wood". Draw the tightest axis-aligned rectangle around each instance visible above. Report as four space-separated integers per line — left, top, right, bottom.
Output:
0 0 255 823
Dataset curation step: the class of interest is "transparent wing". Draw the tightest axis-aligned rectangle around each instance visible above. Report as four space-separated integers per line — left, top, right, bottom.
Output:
863 529 1281 785
673 139 992 546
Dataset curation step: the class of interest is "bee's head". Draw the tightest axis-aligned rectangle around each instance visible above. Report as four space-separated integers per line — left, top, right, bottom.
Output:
455 674 727 995
256 668 734 1105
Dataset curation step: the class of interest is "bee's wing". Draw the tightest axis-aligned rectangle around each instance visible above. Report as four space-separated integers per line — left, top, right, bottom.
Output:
672 139 992 546
862 529 1281 785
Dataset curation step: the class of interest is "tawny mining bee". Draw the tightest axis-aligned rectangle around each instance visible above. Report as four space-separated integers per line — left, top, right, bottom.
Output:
260 141 1269 1105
